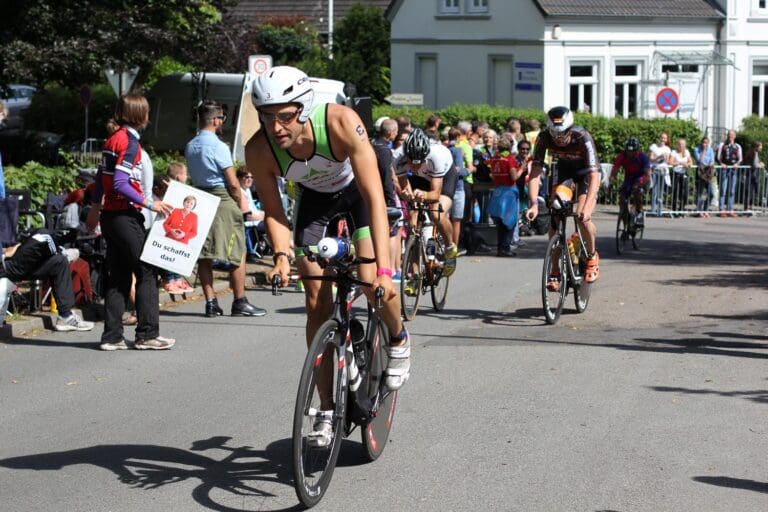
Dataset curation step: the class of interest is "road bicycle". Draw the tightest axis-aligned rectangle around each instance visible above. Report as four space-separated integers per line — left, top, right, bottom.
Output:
615 187 645 255
541 205 592 325
400 201 449 321
272 239 397 508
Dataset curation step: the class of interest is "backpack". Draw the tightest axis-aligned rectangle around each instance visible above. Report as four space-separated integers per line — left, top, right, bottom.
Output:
70 258 93 305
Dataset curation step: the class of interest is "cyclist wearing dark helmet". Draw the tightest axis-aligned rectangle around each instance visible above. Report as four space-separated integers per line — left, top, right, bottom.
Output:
246 66 410 446
610 137 651 221
527 106 602 284
393 128 460 276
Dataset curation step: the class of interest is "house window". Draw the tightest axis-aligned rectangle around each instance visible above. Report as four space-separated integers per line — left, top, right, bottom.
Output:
752 62 768 116
761 0 767 9
569 62 598 113
662 64 699 73
468 0 489 13
614 62 641 118
439 0 460 14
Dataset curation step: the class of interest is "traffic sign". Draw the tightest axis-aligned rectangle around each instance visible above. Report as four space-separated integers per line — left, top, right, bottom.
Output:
79 84 91 106
104 67 139 97
656 87 679 114
384 93 424 106
248 55 272 76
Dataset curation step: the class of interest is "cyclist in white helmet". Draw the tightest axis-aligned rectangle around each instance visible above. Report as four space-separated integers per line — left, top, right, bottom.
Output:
245 66 410 447
527 106 602 286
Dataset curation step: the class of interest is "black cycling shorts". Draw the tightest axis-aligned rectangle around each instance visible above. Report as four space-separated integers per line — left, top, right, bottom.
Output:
407 165 458 200
293 181 370 252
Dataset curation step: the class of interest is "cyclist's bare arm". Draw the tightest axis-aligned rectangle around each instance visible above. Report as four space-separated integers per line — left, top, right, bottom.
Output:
246 131 293 285
326 104 394 295
418 176 443 203
526 160 544 220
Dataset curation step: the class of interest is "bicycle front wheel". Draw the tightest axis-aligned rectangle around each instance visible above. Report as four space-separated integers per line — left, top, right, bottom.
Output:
615 210 629 255
360 317 397 462
430 235 450 311
293 320 347 508
631 218 643 250
400 236 423 321
573 242 591 313
542 234 568 325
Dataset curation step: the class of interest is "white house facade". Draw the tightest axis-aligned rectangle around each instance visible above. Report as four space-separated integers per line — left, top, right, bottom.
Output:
386 0 768 134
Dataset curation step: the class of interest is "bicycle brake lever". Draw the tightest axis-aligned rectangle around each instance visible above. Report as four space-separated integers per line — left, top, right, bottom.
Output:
374 286 385 309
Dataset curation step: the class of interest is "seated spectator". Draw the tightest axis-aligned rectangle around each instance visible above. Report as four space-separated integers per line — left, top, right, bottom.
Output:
1 229 94 331
237 168 266 262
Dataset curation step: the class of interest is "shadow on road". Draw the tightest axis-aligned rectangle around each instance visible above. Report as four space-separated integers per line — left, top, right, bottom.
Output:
0 436 304 512
649 385 768 404
693 475 768 494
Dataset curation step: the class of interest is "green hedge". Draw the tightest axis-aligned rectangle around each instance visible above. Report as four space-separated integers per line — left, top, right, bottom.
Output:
373 104 703 164
4 159 80 212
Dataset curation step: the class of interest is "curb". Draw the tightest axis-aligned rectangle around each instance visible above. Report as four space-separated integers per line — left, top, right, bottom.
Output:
1 259 275 341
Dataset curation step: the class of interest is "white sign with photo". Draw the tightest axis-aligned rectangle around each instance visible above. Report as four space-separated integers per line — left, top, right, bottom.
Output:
140 181 219 276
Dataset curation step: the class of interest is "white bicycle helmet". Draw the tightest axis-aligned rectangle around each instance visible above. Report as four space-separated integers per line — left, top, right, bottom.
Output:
251 66 314 123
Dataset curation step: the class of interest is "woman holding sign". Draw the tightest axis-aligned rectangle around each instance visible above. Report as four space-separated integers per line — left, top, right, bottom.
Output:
86 94 176 351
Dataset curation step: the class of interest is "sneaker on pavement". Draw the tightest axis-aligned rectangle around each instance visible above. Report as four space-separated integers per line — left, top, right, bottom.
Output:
231 298 267 317
55 313 94 332
135 336 175 350
444 245 458 277
385 328 411 390
100 339 129 351
307 410 334 448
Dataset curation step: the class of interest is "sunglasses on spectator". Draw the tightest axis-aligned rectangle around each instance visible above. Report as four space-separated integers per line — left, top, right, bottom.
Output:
215 114 227 122
259 107 303 126
243 175 253 179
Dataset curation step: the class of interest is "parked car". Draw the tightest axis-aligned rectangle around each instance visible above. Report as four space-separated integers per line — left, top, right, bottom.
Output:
1 84 37 129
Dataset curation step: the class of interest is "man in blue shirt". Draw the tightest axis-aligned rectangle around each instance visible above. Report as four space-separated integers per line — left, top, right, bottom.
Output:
693 136 716 217
186 100 266 318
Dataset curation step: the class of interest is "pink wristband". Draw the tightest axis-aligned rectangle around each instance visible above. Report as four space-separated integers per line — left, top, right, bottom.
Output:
376 267 394 277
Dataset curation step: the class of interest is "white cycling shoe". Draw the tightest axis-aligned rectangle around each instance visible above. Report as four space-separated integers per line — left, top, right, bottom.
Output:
307 410 334 448
385 329 411 390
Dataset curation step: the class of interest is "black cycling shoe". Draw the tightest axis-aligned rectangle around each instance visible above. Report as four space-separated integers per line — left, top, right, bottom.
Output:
231 298 267 317
205 300 224 318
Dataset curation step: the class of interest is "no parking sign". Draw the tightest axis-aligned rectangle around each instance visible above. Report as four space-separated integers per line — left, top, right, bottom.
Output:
248 55 272 76
656 87 679 114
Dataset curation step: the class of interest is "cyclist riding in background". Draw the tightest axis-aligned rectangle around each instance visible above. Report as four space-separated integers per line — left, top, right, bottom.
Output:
245 66 410 447
610 137 651 221
393 128 459 276
526 106 602 284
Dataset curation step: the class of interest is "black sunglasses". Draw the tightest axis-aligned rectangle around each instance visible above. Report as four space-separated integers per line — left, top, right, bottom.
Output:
259 107 303 126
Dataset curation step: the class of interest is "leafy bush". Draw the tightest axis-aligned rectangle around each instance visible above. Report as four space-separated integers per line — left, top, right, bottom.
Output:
4 160 79 211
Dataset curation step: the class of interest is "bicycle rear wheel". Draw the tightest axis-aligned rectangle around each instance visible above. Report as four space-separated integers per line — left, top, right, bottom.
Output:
360 317 397 462
293 320 347 508
542 234 568 325
615 210 629 255
430 235 449 311
400 236 423 321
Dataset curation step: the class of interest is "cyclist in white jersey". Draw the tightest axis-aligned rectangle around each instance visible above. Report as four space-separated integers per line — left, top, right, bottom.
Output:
245 66 410 447
393 128 459 276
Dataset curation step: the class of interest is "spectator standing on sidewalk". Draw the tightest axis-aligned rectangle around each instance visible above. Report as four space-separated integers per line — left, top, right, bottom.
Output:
185 100 266 318
743 140 764 213
648 132 671 215
717 129 742 217
668 137 692 216
86 94 175 351
693 136 716 217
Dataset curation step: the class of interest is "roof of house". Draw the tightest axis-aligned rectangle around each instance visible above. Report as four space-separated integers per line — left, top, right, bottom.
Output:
532 0 724 18
229 0 391 31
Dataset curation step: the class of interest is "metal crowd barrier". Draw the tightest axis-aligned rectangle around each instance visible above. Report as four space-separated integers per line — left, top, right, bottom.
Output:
603 164 767 218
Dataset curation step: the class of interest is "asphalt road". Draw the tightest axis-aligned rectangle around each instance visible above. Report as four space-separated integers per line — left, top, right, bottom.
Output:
1 211 766 512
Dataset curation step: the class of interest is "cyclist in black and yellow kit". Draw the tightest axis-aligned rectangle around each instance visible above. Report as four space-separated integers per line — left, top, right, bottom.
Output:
526 106 602 285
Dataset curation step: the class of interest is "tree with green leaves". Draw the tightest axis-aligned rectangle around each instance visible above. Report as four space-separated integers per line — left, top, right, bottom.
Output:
0 0 230 89
329 4 390 103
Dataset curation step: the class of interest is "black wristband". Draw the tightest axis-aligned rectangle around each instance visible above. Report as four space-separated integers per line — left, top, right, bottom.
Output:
273 252 290 264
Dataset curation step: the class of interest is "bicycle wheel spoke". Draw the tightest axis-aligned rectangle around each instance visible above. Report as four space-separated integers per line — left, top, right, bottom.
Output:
400 237 423 321
430 235 449 311
542 234 568 324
